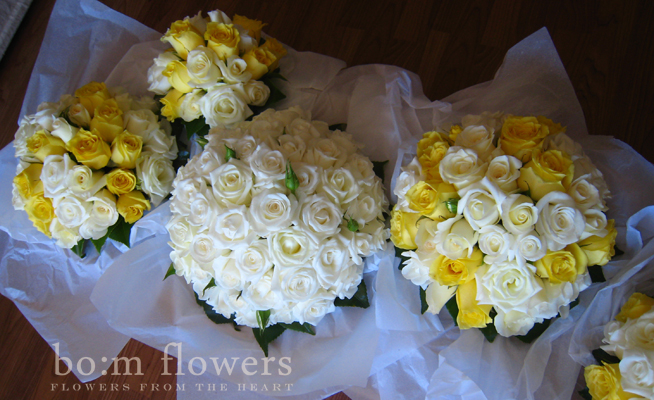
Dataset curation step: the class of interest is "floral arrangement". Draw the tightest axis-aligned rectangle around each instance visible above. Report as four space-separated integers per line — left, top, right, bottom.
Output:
583 292 654 399
148 9 288 132
391 112 616 340
12 81 178 255
164 106 389 354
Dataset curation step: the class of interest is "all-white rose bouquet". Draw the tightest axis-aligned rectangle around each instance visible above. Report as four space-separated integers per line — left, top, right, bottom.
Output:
148 9 288 137
12 81 178 256
164 106 389 354
582 292 654 399
391 112 618 341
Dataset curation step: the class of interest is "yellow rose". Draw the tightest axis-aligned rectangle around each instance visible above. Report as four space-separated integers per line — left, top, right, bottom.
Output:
24 192 54 237
205 22 240 60
448 125 462 144
74 82 111 117
25 130 67 162
106 168 137 196
390 208 421 249
535 243 588 284
584 364 634 400
67 129 111 169
233 14 266 42
161 20 204 60
615 293 654 323
242 47 277 80
162 60 193 94
417 131 448 159
456 278 492 330
517 149 574 200
419 141 450 184
89 99 124 143
260 38 287 70
13 164 43 201
117 191 151 224
160 89 184 122
111 132 143 169
537 115 566 136
499 116 551 163
578 219 618 266
430 248 483 287
405 181 457 221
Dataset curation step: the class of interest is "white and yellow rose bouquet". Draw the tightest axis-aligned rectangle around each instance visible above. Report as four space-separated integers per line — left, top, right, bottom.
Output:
12 81 178 256
148 9 288 135
164 106 389 354
583 292 654 399
391 112 617 341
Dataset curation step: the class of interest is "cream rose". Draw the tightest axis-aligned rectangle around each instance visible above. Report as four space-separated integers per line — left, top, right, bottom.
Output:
200 84 253 128
476 261 543 314
186 46 222 87
250 145 286 187
619 349 654 398
501 194 538 235
293 292 336 326
54 194 91 229
303 138 347 169
298 194 342 242
434 215 479 260
515 231 548 262
249 189 297 235
166 215 196 251
209 159 253 206
269 226 316 267
50 117 79 143
276 134 307 163
478 225 515 264
79 189 119 240
147 52 179 95
457 177 506 230
136 151 175 207
494 309 536 337
209 206 255 250
235 240 273 283
313 239 350 289
439 146 488 190
50 218 81 249
41 154 76 199
454 125 496 160
217 56 252 84
318 166 360 209
65 165 106 199
179 89 204 123
243 80 270 106
486 155 522 193
535 191 585 251
274 265 319 302
243 270 282 310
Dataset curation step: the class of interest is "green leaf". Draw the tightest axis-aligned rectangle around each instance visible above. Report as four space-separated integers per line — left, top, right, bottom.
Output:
569 297 580 310
163 263 176 281
372 160 388 183
225 145 238 162
395 246 410 270
72 240 86 258
195 136 208 148
445 296 459 326
184 117 210 140
107 216 132 248
334 280 370 308
516 317 551 343
519 182 531 198
203 278 217 296
614 246 625 257
346 216 359 232
479 309 498 343
419 286 429 315
578 387 592 400
263 68 288 82
588 265 606 283
90 235 107 254
256 310 271 333
592 348 621 365
194 292 236 325
416 215 432 227
328 123 347 132
444 198 459 214
280 322 316 335
285 161 299 195
252 324 286 357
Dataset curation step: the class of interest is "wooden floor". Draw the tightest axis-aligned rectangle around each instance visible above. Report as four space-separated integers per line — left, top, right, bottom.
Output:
0 0 653 399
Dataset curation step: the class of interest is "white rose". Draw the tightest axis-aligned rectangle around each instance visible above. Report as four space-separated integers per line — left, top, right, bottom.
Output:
476 261 543 314
14 118 40 161
131 96 158 112
269 226 316 267
298 194 342 242
494 310 536 337
179 89 204 123
461 111 505 131
243 81 270 106
313 238 351 289
581 208 608 241
147 52 179 95
235 240 273 283
50 218 81 249
288 118 321 142
567 174 603 211
359 219 389 253
221 135 257 163
187 188 217 228
304 138 348 169
515 231 548 262
123 109 159 136
250 189 298 235
209 159 253 206
112 92 132 113
345 153 376 186
140 126 178 160
214 257 245 291
54 194 91 229
217 56 252 84
170 176 206 216
166 215 196 251
276 134 307 163
619 350 654 398
293 291 336 325
186 46 221 87
79 190 119 240
65 165 106 199
624 312 654 352
67 103 91 128
209 206 255 250
207 9 231 24
12 184 25 210
190 234 218 265
274 265 320 302
200 84 253 128
535 191 585 251
50 117 78 143
339 229 373 265
434 215 479 260
250 145 286 187
454 125 496 160
318 167 360 209
275 107 311 127
486 155 522 193
247 117 285 144
136 151 175 207
478 225 515 264
41 154 76 199
393 160 423 212
501 194 538 235
425 281 456 314
573 155 610 203
193 145 224 176
293 162 322 197
543 133 584 160
439 146 488 190
400 251 432 288
457 177 506 231
346 183 383 227
329 130 361 155
243 270 282 310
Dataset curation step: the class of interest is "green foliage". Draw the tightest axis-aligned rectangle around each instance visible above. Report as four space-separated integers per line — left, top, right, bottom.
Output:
72 240 86 258
163 263 176 281
419 286 429 314
588 265 606 283
334 280 370 308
